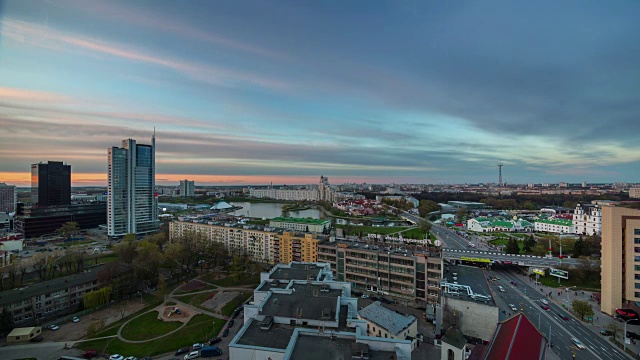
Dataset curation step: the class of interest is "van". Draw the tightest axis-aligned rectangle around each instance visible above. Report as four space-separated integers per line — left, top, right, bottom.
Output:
200 346 223 357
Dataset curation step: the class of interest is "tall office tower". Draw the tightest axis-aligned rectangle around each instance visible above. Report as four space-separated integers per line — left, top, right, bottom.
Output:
0 183 16 213
178 180 195 197
107 135 158 238
31 161 71 206
601 206 640 315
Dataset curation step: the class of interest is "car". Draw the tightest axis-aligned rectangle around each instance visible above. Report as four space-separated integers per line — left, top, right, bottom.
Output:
82 350 98 358
540 299 549 305
72 316 80 323
227 320 234 328
540 305 550 311
49 324 59 331
184 351 199 360
600 329 613 336
498 286 505 292
109 355 125 360
558 313 569 321
509 304 518 311
192 343 203 350
222 328 229 337
627 331 640 340
361 294 369 299
175 347 190 355
379 298 392 304
29 335 44 343
571 337 586 349
209 337 221 345
124 357 137 360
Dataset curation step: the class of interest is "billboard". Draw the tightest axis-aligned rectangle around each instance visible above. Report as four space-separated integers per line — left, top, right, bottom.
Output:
532 268 545 276
549 268 568 279
460 256 491 264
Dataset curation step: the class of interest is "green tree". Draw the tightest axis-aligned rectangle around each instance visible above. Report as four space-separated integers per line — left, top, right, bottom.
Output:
573 236 586 258
123 233 137 242
531 243 548 257
571 300 594 320
455 208 467 221
57 221 79 239
418 200 440 217
418 220 432 239
505 238 520 254
0 307 14 336
605 321 622 341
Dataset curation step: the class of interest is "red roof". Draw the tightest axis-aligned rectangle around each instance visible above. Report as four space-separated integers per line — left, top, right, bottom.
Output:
484 313 547 360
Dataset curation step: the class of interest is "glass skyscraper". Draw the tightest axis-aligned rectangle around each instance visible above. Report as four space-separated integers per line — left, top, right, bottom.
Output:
31 161 71 207
107 135 158 238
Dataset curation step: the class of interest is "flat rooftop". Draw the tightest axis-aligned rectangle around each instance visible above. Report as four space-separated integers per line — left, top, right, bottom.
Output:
0 268 99 306
443 264 495 306
320 239 440 258
256 279 290 292
235 318 295 350
290 334 396 360
269 263 325 281
262 285 342 321
271 217 330 225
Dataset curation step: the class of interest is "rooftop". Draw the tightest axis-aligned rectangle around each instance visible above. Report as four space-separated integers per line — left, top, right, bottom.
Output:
256 279 291 292
262 284 341 321
442 265 495 306
535 218 573 226
442 326 466 349
0 267 99 306
234 318 295 350
269 263 325 281
289 334 397 360
358 301 416 336
270 217 330 225
483 313 546 360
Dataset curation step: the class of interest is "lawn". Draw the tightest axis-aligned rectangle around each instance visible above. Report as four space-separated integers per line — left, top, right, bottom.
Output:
336 225 409 236
77 315 226 357
86 299 165 339
400 227 427 239
175 291 216 307
210 272 261 287
120 311 182 341
221 292 253 317
535 274 600 291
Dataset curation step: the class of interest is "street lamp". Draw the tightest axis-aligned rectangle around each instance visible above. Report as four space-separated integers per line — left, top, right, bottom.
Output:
565 286 576 304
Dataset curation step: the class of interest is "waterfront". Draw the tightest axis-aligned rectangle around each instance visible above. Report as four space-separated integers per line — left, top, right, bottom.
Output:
229 202 322 219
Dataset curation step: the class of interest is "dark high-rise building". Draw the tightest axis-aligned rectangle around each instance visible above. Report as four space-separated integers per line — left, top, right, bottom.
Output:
31 161 71 207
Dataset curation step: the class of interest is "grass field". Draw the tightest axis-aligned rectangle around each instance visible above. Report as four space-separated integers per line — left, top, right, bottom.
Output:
120 311 182 341
535 274 600 291
221 292 253 317
85 299 164 339
489 238 524 253
78 314 225 357
175 291 216 307
210 272 260 287
400 227 427 239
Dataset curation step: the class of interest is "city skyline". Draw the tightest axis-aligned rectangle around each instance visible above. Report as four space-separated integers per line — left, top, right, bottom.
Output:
1 1 639 186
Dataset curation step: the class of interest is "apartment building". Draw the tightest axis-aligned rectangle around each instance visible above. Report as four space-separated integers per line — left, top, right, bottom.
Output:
317 240 442 304
573 204 602 235
249 176 339 202
178 180 195 197
0 269 99 326
269 217 331 233
601 206 640 315
169 220 321 264
630 187 640 199
0 183 16 213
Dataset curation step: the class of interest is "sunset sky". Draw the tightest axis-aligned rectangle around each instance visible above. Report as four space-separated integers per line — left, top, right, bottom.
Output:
1 0 639 187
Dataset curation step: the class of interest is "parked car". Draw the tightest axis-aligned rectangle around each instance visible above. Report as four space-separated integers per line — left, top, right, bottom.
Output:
175 347 190 355
192 343 203 350
627 331 640 340
200 346 223 357
600 329 613 336
222 328 229 337
124 357 137 360
361 294 369 299
379 298 391 304
49 324 59 331
558 313 569 321
184 351 199 360
72 316 80 323
109 355 124 360
208 337 221 345
227 320 234 328
29 335 44 343
82 350 98 358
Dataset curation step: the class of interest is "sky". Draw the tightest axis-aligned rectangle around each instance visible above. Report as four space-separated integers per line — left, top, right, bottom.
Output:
1 0 639 187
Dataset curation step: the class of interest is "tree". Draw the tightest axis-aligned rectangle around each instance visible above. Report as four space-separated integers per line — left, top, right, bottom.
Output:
123 233 137 242
606 321 623 341
418 200 440 217
523 235 536 253
531 243 548 257
573 236 586 258
0 307 14 336
571 300 594 320
57 221 79 239
455 208 467 221
417 220 432 239
505 238 520 254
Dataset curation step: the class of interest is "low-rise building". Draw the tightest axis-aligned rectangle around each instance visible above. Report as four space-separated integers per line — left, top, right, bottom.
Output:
7 327 42 343
533 218 574 234
629 187 640 199
466 217 533 233
358 301 417 340
269 217 330 234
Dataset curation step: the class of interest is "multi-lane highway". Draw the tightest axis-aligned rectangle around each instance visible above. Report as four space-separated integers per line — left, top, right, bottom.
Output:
487 269 629 360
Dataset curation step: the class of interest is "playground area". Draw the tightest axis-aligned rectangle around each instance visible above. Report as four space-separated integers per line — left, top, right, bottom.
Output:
161 306 191 322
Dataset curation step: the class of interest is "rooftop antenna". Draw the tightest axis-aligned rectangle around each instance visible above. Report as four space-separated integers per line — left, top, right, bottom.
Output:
498 162 503 187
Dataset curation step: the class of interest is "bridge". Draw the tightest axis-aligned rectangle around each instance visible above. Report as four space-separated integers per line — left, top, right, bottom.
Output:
442 248 582 268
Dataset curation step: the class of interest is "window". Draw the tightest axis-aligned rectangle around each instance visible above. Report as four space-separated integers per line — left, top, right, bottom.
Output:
636 238 640 244
636 229 640 235
635 283 640 289
635 256 640 262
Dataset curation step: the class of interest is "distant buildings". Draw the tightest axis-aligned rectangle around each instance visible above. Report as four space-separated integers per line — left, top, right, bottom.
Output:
466 217 533 233
249 176 340 202
269 216 331 233
630 187 640 199
31 161 71 207
0 182 16 213
178 179 195 197
601 206 640 316
107 136 159 238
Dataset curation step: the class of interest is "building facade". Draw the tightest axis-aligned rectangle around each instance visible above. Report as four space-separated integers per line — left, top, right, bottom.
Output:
107 136 158 238
249 176 339 202
630 187 640 199
16 202 106 238
317 241 442 304
533 219 574 234
178 180 195 197
0 183 16 213
572 204 602 235
31 161 71 207
601 206 640 315
269 217 331 234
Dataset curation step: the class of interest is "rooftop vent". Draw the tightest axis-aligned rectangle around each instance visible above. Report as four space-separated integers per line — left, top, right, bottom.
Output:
260 316 274 331
321 307 332 320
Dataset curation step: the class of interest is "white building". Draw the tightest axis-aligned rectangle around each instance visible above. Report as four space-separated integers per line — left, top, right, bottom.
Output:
107 136 159 238
572 204 602 235
630 187 640 199
178 180 195 197
466 217 533 233
534 219 574 234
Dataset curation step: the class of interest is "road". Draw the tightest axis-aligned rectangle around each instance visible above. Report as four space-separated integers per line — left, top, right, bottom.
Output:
443 248 583 268
488 269 629 360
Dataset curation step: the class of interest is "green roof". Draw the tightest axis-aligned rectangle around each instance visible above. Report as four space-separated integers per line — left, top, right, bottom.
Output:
535 219 572 226
491 221 514 228
270 217 330 225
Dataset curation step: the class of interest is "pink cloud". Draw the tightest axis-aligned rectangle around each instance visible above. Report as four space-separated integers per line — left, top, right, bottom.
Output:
0 87 71 103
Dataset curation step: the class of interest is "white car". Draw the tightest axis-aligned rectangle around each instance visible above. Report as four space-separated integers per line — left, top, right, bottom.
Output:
498 286 505 292
571 337 586 349
109 355 124 360
72 316 80 323
184 351 199 360
540 299 549 305
509 304 518 311
50 324 59 331
361 294 369 299
192 343 203 350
